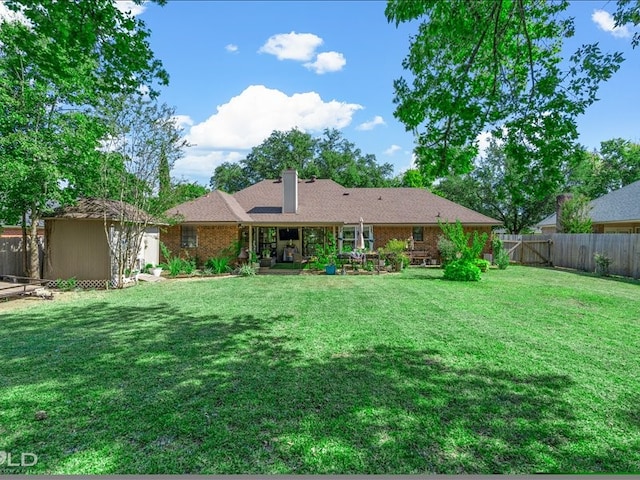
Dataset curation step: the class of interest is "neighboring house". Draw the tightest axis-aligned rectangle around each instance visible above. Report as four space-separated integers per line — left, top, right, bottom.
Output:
538 179 640 234
0 223 44 238
163 170 501 264
44 198 161 287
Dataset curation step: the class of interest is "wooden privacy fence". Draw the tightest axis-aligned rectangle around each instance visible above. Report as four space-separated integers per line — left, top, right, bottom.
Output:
0 238 44 277
497 233 640 279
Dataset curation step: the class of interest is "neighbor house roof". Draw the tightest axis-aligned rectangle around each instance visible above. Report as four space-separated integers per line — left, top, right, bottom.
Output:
165 189 252 224
45 198 157 223
171 177 501 226
538 179 640 227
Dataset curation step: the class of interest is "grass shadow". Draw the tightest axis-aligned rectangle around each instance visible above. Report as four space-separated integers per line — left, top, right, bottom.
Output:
1 299 617 474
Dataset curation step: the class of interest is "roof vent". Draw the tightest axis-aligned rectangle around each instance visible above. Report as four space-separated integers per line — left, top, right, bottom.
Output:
311 175 317 182
276 177 282 183
343 192 349 196
378 196 382 200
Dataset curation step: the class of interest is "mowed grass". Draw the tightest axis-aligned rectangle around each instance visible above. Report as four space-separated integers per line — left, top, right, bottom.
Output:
0 266 639 474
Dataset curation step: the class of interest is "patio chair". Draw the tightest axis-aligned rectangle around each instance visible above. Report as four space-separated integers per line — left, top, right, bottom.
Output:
293 252 308 270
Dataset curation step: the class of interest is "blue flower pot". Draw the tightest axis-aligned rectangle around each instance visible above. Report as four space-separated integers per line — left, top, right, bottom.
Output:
325 265 337 275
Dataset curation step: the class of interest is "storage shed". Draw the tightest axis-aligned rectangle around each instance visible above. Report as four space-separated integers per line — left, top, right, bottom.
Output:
44 198 160 288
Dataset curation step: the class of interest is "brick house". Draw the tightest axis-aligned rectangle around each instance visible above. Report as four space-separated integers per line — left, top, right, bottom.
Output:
163 170 501 265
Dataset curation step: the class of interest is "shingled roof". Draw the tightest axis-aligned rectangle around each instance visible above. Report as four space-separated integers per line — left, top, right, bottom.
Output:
47 198 157 223
234 178 499 225
538 179 640 227
165 189 252 223
170 176 500 226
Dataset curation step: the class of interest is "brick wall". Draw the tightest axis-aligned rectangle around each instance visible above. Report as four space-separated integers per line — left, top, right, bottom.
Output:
373 225 493 260
161 224 239 266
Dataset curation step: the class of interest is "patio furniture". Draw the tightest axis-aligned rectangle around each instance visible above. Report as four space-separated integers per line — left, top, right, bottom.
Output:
293 252 308 269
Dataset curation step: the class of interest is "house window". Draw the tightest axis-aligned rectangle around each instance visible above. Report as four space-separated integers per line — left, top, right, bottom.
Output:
412 226 424 242
181 225 197 248
341 225 373 251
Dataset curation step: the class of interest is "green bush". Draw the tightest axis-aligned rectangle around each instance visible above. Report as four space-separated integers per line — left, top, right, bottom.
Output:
444 260 481 282
594 252 612 276
167 257 184 276
437 236 458 266
181 257 196 275
495 250 510 270
205 257 231 274
475 258 490 272
237 264 257 277
56 277 77 291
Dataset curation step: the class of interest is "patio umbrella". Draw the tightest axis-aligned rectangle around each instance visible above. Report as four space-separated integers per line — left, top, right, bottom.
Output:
356 217 365 250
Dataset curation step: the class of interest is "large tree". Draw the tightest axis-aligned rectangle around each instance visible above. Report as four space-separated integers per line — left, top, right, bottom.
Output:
385 0 623 183
210 128 395 193
0 0 168 278
435 138 562 233
567 139 640 199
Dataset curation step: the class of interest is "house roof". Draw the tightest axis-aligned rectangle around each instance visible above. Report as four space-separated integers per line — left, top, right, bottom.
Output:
45 198 157 223
165 189 252 223
538 179 640 227
171 177 501 226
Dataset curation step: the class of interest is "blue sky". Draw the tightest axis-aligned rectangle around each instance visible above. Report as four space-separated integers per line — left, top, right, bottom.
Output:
5 1 638 186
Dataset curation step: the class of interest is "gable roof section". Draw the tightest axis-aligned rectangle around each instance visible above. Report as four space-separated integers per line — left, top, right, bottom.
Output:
46 198 156 223
166 189 252 224
538 179 640 227
232 178 500 225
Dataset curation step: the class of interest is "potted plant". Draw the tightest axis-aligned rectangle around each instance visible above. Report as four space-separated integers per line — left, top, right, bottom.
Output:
151 265 163 277
321 234 338 275
377 247 387 269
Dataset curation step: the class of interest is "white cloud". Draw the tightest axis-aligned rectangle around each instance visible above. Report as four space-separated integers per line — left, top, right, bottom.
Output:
186 85 363 150
172 150 244 186
384 145 402 155
225 44 238 53
592 9 631 38
259 31 323 61
475 131 493 157
172 114 194 129
304 51 346 74
357 115 386 131
115 1 147 17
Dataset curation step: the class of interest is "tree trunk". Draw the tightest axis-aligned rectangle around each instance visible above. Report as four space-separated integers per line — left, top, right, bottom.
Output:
21 212 29 277
28 210 41 279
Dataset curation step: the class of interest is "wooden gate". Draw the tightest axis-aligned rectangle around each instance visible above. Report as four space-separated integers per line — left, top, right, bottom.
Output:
498 234 553 265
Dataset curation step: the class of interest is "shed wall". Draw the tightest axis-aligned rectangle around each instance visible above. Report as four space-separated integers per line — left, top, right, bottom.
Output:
45 219 111 280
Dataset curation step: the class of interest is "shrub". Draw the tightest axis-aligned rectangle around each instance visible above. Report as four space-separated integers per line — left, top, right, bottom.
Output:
167 256 184 276
206 257 231 274
237 264 257 277
437 236 458 266
444 259 481 282
594 252 612 276
438 220 489 281
181 257 196 275
475 258 490 272
495 250 510 270
56 277 77 291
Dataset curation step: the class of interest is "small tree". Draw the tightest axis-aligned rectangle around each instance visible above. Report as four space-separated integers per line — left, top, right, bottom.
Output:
97 93 187 288
559 194 592 233
438 220 488 281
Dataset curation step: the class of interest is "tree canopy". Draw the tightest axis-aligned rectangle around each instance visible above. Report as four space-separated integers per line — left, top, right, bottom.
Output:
210 128 396 193
385 0 624 182
0 0 168 277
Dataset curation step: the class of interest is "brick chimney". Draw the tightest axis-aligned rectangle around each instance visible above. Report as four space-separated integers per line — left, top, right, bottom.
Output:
282 169 298 214
556 193 573 233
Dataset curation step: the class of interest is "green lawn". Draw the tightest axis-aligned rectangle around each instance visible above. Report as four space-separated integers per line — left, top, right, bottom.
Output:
1 266 639 474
